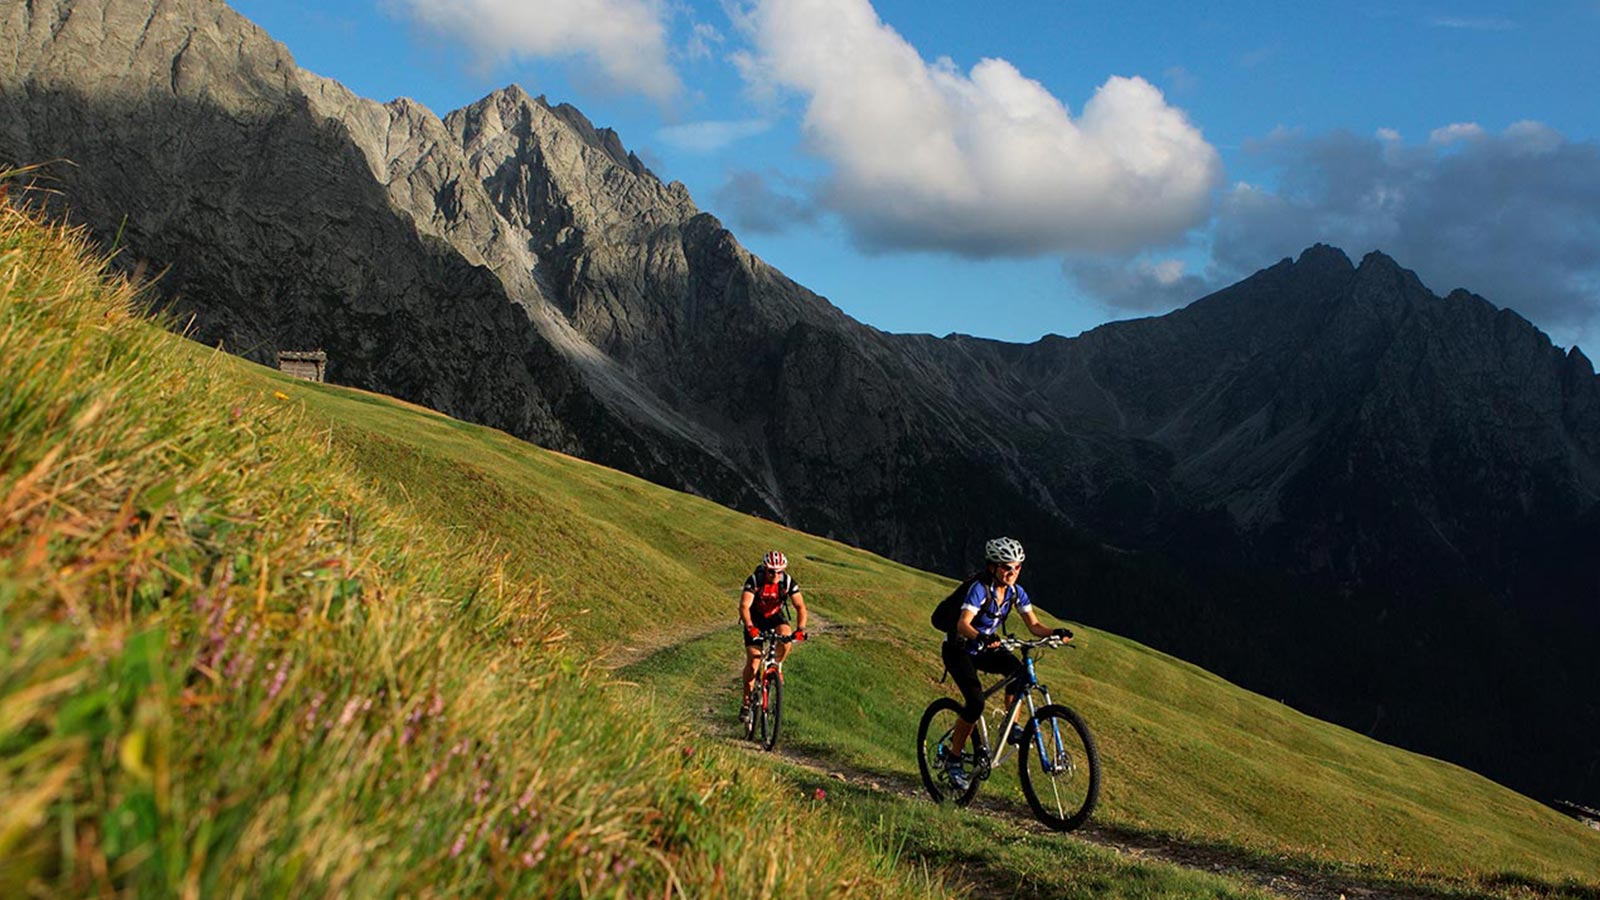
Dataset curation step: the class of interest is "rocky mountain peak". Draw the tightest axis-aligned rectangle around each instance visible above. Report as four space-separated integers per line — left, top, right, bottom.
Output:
446 84 697 248
1569 344 1595 376
1294 242 1356 273
545 99 644 176
1352 248 1425 292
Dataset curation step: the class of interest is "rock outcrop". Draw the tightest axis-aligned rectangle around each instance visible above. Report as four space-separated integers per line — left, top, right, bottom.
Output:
4 0 1598 803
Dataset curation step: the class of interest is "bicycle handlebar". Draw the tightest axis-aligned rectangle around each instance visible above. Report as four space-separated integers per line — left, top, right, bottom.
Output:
753 629 798 643
993 635 1068 650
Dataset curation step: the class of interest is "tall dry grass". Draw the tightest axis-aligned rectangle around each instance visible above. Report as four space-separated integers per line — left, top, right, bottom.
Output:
0 181 945 898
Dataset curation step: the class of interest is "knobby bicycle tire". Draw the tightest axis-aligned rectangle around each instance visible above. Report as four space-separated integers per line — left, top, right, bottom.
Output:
1017 703 1100 831
761 670 783 751
744 682 758 741
916 698 984 806
754 678 769 745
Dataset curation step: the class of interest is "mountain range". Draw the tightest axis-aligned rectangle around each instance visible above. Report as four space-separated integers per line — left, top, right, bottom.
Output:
3 0 1597 805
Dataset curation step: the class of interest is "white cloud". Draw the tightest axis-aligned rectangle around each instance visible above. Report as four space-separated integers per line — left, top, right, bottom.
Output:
1067 254 1212 313
390 0 681 102
656 118 771 152
737 0 1222 257
1071 122 1600 352
711 169 820 233
1211 123 1600 352
1429 122 1486 145
686 22 723 61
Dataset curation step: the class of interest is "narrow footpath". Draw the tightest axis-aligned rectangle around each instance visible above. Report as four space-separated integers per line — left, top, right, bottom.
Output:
614 618 1495 900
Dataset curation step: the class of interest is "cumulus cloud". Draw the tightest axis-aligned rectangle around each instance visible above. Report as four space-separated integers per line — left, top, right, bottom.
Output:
1067 255 1213 313
685 22 724 61
1429 122 1486 145
711 169 820 234
1210 122 1600 350
655 119 771 153
736 0 1222 257
390 0 681 102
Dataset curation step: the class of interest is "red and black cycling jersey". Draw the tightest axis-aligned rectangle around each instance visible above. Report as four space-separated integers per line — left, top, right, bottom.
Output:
743 567 801 619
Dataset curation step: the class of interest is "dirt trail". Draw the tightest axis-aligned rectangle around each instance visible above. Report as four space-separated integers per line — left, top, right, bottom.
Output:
601 618 734 670
620 620 1486 900
758 742 1467 900
602 611 839 671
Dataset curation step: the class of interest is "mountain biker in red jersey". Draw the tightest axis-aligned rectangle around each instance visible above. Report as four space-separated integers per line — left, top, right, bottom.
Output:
943 537 1071 790
739 550 808 723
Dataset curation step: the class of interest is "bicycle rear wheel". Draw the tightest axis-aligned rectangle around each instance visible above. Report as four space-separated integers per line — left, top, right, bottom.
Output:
1017 703 1100 831
916 698 984 806
761 669 783 751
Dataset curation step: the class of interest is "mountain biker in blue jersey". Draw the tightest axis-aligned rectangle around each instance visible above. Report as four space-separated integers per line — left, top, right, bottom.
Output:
942 537 1071 790
739 550 808 723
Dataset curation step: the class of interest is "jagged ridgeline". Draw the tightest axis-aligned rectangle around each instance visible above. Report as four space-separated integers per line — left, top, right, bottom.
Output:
2 0 1598 810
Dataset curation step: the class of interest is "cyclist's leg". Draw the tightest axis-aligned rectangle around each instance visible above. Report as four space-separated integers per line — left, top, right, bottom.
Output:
742 632 763 706
973 649 1025 732
774 618 794 663
745 610 782 700
941 640 985 754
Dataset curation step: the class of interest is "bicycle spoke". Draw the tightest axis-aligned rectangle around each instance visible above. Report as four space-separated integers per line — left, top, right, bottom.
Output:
916 699 984 806
1017 704 1099 831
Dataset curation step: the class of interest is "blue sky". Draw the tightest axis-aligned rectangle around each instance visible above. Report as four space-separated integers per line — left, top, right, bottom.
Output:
230 0 1600 354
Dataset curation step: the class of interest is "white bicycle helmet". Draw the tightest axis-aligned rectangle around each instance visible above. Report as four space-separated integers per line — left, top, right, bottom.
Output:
762 550 788 572
983 536 1025 564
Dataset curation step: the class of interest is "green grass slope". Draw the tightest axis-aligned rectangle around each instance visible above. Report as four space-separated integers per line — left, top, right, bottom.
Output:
4 192 1597 898
0 196 946 898
242 302 1600 893
256 297 1600 896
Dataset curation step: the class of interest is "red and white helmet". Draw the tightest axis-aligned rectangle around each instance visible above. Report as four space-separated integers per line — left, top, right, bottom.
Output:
762 550 788 572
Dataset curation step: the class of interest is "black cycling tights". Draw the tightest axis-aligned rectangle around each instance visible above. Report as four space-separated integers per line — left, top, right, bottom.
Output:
941 640 1023 722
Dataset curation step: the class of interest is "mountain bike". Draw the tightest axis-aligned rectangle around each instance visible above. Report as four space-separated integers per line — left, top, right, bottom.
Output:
745 630 797 751
916 635 1100 831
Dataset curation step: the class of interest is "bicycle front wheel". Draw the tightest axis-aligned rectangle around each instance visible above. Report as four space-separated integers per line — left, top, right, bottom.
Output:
760 672 783 751
916 698 983 806
744 686 758 741
1017 704 1100 831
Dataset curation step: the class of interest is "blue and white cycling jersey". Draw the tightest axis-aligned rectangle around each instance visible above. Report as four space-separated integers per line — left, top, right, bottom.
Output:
958 579 1031 654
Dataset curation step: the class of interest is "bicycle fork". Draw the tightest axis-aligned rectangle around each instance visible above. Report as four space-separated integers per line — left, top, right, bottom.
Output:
759 660 782 706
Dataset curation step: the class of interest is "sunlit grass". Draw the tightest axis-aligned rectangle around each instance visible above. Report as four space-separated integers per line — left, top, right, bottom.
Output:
0 186 947 898
240 296 1600 895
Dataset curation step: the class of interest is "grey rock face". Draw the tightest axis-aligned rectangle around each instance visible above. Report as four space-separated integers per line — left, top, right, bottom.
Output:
4 0 1599 803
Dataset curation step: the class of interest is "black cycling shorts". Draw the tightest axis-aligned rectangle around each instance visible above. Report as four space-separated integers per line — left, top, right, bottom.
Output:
743 610 788 646
942 639 1023 722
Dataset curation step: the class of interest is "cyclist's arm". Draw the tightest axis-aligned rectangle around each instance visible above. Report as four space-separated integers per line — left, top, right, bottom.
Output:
954 606 986 641
790 591 808 630
739 590 756 629
1020 607 1055 638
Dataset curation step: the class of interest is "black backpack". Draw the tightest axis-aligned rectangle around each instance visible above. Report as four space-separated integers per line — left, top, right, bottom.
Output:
930 572 988 633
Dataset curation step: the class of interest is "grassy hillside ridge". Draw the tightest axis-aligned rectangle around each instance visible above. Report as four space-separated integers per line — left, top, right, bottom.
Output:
0 195 947 897
237 288 1600 890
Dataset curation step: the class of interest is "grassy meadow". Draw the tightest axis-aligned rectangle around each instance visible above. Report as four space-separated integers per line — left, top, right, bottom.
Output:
4 188 1599 897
